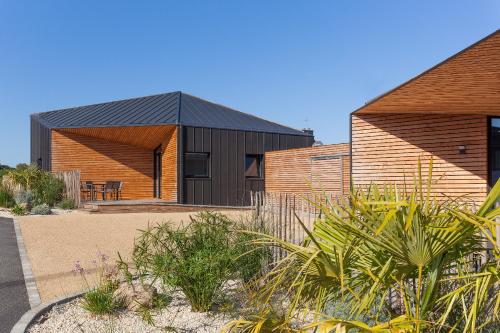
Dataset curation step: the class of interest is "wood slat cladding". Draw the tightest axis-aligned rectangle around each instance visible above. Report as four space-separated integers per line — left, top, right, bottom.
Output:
51 130 154 199
355 30 500 115
265 144 350 196
58 125 176 150
351 114 488 202
161 127 177 202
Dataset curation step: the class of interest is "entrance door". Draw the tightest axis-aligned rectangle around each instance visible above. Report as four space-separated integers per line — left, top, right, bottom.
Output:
153 147 162 198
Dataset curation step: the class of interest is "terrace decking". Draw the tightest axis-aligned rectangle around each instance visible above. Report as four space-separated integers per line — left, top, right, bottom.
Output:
81 199 249 214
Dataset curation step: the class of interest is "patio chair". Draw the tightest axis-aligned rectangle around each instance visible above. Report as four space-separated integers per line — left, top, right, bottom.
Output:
80 181 94 201
113 181 123 200
95 181 116 201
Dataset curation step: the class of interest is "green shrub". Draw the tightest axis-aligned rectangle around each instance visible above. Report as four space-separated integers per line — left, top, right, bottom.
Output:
121 212 270 312
0 185 15 208
11 204 27 216
233 229 270 283
128 212 237 312
81 282 123 315
31 204 51 215
14 190 34 210
57 198 75 210
32 175 64 207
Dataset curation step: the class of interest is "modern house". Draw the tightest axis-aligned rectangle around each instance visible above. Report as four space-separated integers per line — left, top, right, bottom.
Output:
351 30 500 203
31 92 314 206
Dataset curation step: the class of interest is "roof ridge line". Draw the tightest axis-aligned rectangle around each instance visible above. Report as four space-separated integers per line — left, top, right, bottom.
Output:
176 91 182 125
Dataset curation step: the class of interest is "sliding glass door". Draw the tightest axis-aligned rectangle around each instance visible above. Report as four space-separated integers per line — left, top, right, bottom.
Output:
153 147 162 198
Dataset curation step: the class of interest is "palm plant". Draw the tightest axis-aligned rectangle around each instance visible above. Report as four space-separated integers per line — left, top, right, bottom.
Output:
225 161 500 332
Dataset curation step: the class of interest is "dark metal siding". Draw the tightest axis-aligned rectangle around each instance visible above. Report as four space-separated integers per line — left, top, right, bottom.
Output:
30 114 51 171
182 126 314 206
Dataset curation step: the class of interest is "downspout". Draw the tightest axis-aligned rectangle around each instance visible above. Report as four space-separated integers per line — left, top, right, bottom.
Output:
177 92 184 204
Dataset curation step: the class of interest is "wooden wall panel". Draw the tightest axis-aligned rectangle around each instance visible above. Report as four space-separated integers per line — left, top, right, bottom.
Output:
265 144 350 196
356 31 500 115
161 127 177 202
351 114 488 203
51 130 154 199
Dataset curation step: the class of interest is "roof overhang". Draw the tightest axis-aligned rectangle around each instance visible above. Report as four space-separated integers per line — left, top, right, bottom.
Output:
56 125 176 150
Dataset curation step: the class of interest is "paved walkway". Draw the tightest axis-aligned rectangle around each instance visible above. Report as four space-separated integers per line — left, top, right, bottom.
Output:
0 217 30 333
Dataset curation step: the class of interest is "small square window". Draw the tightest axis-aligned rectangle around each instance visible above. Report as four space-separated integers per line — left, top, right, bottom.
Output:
245 154 263 178
185 153 210 178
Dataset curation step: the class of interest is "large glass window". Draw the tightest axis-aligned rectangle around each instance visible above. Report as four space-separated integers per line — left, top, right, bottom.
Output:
185 153 210 178
489 118 500 187
245 154 263 178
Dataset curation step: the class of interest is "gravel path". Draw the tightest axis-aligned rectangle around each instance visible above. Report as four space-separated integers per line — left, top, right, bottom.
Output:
28 289 238 333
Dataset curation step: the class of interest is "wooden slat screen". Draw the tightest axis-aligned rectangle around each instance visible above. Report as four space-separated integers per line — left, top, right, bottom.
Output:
264 144 350 196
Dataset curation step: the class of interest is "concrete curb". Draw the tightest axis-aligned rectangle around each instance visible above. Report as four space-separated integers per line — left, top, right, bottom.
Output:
10 292 84 333
13 219 41 308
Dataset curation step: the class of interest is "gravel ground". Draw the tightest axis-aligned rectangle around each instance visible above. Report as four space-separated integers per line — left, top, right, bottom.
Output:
28 286 242 333
17 210 246 302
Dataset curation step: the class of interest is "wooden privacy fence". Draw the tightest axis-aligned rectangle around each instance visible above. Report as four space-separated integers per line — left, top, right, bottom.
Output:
250 191 343 262
54 170 81 208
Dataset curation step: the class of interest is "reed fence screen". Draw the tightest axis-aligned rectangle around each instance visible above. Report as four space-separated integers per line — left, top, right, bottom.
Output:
250 191 343 262
54 170 81 208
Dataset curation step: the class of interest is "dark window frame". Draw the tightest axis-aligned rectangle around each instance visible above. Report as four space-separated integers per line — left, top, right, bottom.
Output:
488 116 500 189
184 152 211 178
245 154 263 179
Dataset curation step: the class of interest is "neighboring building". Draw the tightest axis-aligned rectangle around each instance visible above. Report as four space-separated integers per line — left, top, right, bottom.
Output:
265 144 350 197
351 30 500 203
31 92 314 206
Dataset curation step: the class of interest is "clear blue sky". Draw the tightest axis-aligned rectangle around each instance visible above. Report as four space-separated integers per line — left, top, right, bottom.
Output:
0 1 498 166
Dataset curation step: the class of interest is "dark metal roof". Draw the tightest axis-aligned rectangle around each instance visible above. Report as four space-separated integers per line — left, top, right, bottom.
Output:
37 92 179 128
35 91 309 136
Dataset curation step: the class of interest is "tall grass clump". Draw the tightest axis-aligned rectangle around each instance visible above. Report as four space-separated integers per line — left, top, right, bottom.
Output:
75 252 124 316
225 161 500 333
123 212 268 312
0 185 15 208
82 281 122 315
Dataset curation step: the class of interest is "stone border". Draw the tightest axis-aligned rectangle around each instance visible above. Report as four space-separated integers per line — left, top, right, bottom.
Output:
10 292 84 333
13 219 41 308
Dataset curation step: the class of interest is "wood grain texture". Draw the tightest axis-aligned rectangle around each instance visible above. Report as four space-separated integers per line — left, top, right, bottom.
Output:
265 144 350 196
161 127 177 202
51 130 155 199
351 114 488 202
355 30 500 115
59 125 176 150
